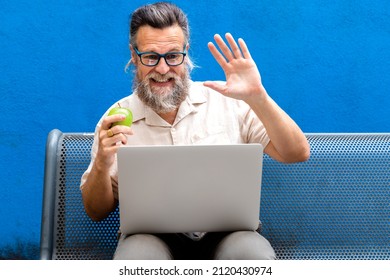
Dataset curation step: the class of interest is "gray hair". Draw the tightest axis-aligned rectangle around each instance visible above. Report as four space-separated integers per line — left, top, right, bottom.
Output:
130 2 190 47
127 2 194 71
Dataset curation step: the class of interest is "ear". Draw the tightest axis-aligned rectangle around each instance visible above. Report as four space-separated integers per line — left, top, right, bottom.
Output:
129 44 136 64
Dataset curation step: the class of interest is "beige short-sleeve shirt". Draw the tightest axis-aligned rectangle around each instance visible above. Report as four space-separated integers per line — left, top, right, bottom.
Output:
80 81 270 190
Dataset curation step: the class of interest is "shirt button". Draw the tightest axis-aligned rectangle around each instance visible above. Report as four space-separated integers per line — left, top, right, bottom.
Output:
171 128 176 144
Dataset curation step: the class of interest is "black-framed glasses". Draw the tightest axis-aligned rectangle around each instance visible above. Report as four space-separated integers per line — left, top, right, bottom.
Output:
133 46 187 67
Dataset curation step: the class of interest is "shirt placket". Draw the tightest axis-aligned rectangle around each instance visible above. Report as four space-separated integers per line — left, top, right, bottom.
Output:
170 127 178 145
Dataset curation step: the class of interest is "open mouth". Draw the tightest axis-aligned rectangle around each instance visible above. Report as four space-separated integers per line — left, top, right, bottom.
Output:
150 77 174 86
151 77 174 82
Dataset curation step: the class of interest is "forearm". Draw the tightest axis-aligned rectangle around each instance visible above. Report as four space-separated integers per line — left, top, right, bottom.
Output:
247 89 310 163
81 161 118 221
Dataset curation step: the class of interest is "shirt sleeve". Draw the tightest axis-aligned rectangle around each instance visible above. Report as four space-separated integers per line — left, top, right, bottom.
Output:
239 101 270 148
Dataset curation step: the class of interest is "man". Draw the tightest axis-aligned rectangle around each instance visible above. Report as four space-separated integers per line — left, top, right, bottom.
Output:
80 2 310 260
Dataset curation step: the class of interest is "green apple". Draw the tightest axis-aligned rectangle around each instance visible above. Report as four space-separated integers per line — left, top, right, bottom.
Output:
108 106 133 127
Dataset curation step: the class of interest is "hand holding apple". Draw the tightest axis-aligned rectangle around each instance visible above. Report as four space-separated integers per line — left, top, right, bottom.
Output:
108 103 133 127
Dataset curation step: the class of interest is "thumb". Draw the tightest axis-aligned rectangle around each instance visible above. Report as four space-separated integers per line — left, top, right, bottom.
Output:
203 81 228 95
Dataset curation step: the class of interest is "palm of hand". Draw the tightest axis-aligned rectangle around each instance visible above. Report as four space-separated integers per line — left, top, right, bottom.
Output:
223 57 262 100
204 33 265 103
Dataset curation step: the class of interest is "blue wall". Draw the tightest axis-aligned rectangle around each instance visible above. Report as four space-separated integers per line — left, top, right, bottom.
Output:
1 0 389 259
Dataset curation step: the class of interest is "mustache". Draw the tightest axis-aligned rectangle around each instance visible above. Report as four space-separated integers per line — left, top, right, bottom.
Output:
146 72 179 83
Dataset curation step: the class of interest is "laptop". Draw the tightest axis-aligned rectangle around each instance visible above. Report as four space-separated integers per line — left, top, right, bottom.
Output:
117 144 263 235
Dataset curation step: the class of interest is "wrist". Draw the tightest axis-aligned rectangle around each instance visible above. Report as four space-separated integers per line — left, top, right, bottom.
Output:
93 156 113 176
245 85 269 108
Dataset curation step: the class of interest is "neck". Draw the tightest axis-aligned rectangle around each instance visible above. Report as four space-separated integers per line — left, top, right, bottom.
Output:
158 109 178 125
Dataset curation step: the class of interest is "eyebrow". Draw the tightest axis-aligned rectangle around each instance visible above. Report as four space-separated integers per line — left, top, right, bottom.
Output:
136 44 186 53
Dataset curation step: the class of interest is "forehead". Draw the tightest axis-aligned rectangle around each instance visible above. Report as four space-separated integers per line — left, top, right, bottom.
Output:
135 24 185 51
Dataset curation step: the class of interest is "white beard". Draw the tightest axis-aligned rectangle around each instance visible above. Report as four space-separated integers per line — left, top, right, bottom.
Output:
135 70 190 113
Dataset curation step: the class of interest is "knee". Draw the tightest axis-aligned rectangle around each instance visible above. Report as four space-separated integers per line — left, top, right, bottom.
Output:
113 234 172 260
214 231 276 260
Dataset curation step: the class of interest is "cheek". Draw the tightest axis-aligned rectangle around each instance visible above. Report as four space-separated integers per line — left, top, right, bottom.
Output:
136 66 152 81
172 65 186 77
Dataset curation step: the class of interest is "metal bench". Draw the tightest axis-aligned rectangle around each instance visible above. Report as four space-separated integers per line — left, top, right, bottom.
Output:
40 129 390 260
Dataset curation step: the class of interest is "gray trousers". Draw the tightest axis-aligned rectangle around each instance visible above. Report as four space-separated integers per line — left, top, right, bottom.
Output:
113 231 276 260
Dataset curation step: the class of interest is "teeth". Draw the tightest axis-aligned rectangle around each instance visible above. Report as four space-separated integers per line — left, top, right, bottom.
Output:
153 78 171 83
150 74 173 83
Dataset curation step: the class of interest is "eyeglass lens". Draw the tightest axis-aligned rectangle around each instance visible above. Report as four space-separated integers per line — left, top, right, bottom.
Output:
140 53 185 66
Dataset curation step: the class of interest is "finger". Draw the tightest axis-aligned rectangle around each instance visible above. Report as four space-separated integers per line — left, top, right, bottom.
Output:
109 125 133 136
102 131 128 147
213 34 235 61
238 38 252 59
103 126 133 143
103 124 119 138
111 132 129 145
203 81 228 95
101 114 126 130
99 127 115 142
207 42 229 68
225 33 243 59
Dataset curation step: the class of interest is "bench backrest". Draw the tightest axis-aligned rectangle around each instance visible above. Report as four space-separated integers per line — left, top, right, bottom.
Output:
40 129 390 260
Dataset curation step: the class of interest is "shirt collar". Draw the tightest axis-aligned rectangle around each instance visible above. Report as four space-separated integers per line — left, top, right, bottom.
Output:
130 81 207 126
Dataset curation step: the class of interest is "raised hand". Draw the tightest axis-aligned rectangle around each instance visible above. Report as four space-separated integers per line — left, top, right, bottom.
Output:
204 33 266 104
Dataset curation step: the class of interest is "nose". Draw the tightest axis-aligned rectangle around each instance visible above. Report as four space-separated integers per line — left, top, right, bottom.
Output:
154 57 170 75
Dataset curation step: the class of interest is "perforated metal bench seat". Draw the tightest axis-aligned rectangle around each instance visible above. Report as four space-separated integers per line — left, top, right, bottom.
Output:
40 129 390 260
